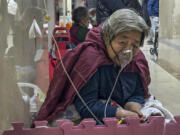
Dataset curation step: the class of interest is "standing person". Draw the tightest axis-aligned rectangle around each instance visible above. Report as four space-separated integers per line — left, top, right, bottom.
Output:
141 0 151 27
12 7 44 66
70 7 89 46
147 0 159 44
33 9 150 125
123 0 143 16
96 0 125 25
86 0 97 9
96 0 143 25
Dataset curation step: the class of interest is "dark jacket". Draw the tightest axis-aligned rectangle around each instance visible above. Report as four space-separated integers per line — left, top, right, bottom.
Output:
96 0 125 25
147 0 159 17
123 0 143 16
96 0 143 25
74 65 145 121
34 24 151 124
142 0 151 27
86 0 97 9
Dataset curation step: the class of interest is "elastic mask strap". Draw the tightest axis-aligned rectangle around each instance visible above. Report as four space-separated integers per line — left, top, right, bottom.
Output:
110 43 121 63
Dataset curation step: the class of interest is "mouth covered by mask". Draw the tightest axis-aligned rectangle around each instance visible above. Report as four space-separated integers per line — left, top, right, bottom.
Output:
91 16 96 21
115 49 133 68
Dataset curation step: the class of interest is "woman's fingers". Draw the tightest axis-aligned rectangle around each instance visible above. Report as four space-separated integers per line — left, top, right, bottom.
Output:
136 110 144 117
116 108 138 119
134 110 147 122
116 108 147 122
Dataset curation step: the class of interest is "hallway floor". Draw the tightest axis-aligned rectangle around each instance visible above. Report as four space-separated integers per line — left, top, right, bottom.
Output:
141 43 180 115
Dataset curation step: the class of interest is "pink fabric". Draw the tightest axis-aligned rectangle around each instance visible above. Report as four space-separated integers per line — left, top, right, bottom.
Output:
49 41 67 82
34 25 151 123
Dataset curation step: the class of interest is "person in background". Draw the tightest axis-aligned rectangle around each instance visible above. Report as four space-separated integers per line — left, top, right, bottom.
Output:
147 0 159 44
86 0 97 10
11 7 44 66
70 7 89 46
96 0 143 25
89 8 97 27
123 0 143 16
141 0 151 27
34 9 150 125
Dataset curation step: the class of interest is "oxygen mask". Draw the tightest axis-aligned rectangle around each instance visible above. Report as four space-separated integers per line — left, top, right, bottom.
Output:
116 49 133 68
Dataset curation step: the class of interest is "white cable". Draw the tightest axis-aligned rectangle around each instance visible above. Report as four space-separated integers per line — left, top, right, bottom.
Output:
104 66 124 118
104 49 133 118
51 34 103 124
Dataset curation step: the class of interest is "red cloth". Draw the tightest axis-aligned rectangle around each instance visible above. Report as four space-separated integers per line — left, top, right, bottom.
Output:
34 25 151 123
49 41 67 82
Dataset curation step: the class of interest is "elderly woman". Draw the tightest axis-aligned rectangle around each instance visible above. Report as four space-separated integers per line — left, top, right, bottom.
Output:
34 9 150 125
70 7 89 46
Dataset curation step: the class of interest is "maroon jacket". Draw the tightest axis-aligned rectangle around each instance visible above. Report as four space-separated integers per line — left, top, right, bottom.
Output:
34 25 151 123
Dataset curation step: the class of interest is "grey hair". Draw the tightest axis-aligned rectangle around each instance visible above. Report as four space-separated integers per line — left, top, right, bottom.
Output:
102 9 150 46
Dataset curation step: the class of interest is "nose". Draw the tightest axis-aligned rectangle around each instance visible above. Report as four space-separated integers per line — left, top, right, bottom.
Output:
123 42 133 52
121 42 133 58
125 40 140 56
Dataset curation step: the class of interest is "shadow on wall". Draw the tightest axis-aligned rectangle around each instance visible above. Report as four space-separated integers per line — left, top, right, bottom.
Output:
0 58 30 135
159 0 175 39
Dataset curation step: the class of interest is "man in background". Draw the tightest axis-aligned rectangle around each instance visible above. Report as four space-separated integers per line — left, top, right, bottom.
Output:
96 0 143 25
147 0 159 44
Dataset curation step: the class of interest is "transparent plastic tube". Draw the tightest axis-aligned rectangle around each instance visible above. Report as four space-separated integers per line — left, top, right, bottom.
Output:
116 49 133 68
104 49 133 118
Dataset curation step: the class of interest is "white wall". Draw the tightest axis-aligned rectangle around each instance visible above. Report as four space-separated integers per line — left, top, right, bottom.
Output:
74 0 85 8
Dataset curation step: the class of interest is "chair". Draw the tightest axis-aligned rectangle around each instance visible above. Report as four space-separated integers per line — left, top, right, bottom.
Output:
17 82 44 113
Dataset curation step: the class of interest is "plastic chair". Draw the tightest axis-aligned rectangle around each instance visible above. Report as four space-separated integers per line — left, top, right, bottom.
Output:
17 82 42 113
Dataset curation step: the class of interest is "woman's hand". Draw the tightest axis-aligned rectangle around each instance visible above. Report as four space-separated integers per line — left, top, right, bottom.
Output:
124 102 146 121
115 108 138 120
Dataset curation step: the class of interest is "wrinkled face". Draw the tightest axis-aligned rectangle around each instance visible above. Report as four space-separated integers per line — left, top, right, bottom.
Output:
106 31 142 66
